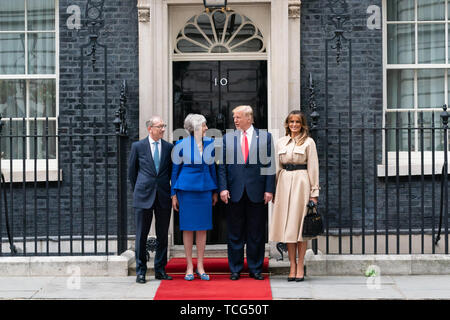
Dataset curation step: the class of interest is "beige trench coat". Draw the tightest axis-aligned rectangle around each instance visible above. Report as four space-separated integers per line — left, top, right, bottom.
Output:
269 135 320 243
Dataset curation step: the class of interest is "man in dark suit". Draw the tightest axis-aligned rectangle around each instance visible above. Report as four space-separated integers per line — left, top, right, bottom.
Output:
128 116 174 284
218 105 275 281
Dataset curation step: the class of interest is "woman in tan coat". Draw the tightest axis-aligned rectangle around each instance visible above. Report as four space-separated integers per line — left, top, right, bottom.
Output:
269 110 320 282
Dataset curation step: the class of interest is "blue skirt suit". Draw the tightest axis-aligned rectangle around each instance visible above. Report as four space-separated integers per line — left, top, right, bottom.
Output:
171 136 218 231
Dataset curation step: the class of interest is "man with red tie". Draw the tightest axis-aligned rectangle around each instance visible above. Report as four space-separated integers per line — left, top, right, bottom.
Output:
218 105 275 281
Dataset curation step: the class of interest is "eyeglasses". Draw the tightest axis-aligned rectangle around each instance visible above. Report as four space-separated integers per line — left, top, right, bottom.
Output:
152 124 167 129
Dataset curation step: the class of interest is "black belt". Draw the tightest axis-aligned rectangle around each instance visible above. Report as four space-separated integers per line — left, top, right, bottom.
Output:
284 164 307 171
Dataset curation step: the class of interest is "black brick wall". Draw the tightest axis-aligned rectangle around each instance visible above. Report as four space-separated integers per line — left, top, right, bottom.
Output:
1 0 447 252
1 0 139 248
301 0 446 233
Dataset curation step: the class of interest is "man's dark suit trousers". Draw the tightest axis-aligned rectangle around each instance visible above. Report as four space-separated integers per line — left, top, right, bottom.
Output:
135 194 171 277
227 190 266 275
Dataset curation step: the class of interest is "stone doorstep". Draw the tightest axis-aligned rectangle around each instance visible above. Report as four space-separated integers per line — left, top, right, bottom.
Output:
270 252 450 276
0 255 129 277
128 247 450 276
128 244 271 276
170 244 270 258
1 250 449 277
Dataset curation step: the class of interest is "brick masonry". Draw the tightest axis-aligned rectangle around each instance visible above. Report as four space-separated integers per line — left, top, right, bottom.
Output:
0 0 447 253
1 0 139 248
301 0 446 234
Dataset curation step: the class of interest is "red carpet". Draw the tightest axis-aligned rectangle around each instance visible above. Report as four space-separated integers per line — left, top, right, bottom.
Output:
162 257 269 274
153 258 272 300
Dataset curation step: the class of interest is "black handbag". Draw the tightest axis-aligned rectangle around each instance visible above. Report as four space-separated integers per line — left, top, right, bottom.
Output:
302 200 324 238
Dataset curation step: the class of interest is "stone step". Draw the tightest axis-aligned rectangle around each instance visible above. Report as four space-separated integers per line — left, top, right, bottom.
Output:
169 244 270 257
128 244 271 275
128 249 450 276
2 250 447 277
0 255 129 277
270 251 450 276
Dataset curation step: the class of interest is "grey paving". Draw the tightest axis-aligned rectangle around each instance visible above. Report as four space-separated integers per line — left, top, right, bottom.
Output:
391 275 450 300
270 275 404 300
0 275 449 300
0 276 160 300
270 275 450 300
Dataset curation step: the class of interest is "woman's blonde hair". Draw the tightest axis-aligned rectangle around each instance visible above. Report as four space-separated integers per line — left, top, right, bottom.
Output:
284 110 309 146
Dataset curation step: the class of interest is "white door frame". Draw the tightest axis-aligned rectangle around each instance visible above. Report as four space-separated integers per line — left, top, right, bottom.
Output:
137 0 301 139
137 0 301 248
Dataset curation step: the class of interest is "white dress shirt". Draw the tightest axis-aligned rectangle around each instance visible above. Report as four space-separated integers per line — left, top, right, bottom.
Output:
240 125 254 150
148 136 162 160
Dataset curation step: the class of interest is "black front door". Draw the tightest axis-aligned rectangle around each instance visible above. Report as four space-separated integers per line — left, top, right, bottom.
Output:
172 60 268 244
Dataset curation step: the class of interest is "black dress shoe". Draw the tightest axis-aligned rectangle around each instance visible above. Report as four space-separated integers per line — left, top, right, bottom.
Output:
136 275 146 284
230 272 240 280
287 277 296 282
249 273 264 280
155 271 173 280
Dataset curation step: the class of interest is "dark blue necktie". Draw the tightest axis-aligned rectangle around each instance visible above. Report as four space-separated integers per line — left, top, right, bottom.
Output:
153 141 160 173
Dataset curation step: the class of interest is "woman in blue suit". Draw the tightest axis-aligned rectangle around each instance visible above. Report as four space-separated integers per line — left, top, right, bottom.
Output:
171 114 218 281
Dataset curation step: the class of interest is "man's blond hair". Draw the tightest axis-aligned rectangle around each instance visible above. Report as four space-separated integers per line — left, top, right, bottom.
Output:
232 105 253 122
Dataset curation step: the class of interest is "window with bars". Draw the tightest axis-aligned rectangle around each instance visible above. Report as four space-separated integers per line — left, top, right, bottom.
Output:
0 0 57 162
385 0 450 155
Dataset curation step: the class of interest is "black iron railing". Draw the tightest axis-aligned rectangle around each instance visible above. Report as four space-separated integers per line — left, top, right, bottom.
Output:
0 81 129 256
307 106 449 255
289 0 449 255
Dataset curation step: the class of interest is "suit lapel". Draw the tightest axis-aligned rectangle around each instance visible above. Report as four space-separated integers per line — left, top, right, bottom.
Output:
247 128 258 164
194 136 206 164
236 130 244 164
190 135 200 164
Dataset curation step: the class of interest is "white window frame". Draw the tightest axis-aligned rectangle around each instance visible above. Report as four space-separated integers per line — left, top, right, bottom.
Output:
0 0 59 182
173 8 267 58
381 0 450 177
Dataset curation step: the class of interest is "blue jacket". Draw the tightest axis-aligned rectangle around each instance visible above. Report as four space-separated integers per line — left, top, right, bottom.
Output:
128 137 174 209
217 128 276 203
171 136 218 196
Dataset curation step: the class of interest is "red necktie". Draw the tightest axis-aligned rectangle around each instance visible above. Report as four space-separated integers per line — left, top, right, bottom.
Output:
242 131 249 163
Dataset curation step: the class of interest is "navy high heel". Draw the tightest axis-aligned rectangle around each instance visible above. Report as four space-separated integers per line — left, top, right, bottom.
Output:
195 270 210 281
184 274 194 281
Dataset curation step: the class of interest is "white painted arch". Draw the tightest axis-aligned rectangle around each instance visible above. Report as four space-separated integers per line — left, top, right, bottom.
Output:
137 0 301 140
